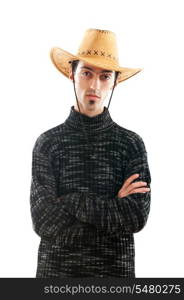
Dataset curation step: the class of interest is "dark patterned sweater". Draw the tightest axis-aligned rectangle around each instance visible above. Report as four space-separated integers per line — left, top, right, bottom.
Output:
30 105 151 278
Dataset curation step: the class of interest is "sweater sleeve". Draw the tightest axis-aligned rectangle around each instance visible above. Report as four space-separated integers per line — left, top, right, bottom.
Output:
63 134 151 234
29 133 85 240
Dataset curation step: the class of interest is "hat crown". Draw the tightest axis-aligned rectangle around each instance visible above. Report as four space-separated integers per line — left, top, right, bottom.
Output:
77 28 119 65
50 28 142 83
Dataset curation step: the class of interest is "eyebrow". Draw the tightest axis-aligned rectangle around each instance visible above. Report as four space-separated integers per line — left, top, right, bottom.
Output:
80 66 113 73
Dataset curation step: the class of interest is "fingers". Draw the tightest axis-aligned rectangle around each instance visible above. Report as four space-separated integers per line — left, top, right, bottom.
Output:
126 180 148 193
118 173 151 198
123 173 140 188
128 187 151 195
118 186 150 198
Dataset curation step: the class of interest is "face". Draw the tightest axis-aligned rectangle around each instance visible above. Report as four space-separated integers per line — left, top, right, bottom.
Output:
69 60 118 116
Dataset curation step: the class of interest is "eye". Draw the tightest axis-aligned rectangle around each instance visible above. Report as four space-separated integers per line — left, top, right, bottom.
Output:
101 74 111 80
82 71 91 76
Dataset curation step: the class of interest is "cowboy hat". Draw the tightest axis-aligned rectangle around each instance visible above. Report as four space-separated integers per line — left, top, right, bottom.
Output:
50 28 143 84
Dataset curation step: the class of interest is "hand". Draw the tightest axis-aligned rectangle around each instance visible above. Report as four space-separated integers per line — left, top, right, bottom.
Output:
117 173 150 198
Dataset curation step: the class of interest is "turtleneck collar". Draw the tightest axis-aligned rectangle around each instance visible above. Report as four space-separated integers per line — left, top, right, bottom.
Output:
64 105 115 132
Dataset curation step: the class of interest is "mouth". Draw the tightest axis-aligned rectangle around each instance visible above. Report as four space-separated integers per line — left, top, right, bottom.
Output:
86 95 100 99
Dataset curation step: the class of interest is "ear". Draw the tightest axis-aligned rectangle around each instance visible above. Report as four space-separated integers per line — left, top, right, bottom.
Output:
69 69 74 81
110 82 118 90
110 72 119 89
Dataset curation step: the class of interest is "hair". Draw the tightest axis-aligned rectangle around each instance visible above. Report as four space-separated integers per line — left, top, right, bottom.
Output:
69 60 80 75
69 59 120 84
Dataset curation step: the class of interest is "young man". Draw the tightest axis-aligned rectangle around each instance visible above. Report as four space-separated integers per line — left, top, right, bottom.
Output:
30 28 151 277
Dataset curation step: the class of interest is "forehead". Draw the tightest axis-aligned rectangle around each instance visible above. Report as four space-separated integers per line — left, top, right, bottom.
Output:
78 60 114 73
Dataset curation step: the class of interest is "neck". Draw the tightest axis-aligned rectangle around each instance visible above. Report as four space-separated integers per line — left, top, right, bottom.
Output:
64 105 115 133
74 103 104 117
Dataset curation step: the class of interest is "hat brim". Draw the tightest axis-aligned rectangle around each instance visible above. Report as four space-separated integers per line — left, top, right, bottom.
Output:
50 47 143 84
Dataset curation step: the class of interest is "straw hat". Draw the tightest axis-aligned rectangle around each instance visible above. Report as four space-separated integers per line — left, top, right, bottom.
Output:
50 28 143 84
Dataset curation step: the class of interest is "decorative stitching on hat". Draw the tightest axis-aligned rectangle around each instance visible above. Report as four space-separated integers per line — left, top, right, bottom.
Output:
78 49 117 61
88 29 113 34
97 30 110 34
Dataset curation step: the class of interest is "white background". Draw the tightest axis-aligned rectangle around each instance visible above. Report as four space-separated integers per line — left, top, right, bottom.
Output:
0 0 183 277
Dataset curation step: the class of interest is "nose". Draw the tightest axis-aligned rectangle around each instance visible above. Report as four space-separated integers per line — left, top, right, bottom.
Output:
89 75 100 90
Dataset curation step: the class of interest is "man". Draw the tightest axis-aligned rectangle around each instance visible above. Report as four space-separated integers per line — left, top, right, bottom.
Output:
30 28 151 277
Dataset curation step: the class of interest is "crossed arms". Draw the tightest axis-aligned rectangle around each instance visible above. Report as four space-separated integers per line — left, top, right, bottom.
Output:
30 133 151 239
